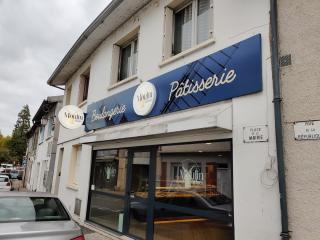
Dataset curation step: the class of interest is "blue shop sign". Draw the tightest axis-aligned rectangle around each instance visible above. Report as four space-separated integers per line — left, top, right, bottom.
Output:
86 34 262 131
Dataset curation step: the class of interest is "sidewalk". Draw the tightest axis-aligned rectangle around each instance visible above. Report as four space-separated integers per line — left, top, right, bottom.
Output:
82 226 114 240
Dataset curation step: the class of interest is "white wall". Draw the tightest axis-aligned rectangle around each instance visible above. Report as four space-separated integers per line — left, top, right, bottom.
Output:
55 143 92 221
27 108 57 192
54 0 281 239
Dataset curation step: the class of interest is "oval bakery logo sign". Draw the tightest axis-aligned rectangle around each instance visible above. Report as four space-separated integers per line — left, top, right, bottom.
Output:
58 105 84 129
133 82 157 116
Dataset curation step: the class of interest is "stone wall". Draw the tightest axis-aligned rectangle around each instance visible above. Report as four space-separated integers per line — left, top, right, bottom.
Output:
278 1 320 239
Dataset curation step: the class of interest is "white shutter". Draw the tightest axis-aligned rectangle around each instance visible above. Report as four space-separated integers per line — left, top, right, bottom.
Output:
197 0 211 44
163 7 173 60
47 141 53 157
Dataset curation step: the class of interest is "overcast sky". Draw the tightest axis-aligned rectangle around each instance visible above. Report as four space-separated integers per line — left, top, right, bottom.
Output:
0 0 111 136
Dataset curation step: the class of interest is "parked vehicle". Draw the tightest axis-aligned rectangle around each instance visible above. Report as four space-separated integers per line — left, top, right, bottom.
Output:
0 192 85 240
0 163 13 173
17 170 24 180
9 170 19 179
0 175 13 191
3 168 12 174
131 189 232 222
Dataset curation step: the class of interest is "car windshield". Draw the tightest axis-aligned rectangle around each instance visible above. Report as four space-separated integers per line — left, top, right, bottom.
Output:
0 197 70 223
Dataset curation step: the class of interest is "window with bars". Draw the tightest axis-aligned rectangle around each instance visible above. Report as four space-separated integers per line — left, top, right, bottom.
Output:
163 0 213 59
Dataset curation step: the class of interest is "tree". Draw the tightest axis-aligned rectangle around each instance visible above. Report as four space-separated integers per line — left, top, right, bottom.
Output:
8 105 31 164
0 132 12 164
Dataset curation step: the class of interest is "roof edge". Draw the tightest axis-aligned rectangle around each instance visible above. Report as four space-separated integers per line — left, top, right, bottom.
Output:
47 0 124 86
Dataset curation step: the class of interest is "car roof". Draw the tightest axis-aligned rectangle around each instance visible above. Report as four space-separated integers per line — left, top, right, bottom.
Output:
0 191 57 198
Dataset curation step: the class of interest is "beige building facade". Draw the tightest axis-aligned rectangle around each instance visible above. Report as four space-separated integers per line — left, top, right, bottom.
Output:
278 0 320 239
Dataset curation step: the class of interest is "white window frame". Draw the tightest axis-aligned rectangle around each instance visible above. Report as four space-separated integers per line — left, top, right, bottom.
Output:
109 27 140 88
118 38 138 81
162 0 214 60
47 116 55 139
78 67 90 105
39 126 45 144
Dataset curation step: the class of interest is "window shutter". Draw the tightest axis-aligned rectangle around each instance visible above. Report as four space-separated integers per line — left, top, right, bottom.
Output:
163 7 173 60
197 0 211 44
111 44 120 84
47 141 53 157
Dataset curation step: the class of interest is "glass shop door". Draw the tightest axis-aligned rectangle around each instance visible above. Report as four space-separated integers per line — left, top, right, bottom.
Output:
124 147 157 240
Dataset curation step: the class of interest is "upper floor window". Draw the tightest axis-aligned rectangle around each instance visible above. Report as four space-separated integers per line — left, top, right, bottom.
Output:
163 0 213 59
118 38 138 81
79 68 90 104
47 117 55 138
174 2 193 54
32 129 39 152
109 27 140 86
39 126 45 143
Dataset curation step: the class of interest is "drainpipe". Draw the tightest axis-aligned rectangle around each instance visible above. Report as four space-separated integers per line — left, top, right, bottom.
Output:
270 0 291 239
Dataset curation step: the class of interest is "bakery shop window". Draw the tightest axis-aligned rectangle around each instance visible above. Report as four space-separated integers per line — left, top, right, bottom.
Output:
153 141 234 240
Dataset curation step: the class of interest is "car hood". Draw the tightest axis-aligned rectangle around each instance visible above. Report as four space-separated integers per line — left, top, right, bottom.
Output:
0 221 81 240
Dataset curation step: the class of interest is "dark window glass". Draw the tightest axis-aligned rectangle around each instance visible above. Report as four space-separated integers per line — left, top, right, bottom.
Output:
119 44 132 81
173 3 192 54
130 151 150 199
88 149 127 232
81 69 90 102
82 76 89 101
154 215 233 240
154 142 233 240
118 38 138 81
92 149 127 196
88 192 125 232
128 151 150 240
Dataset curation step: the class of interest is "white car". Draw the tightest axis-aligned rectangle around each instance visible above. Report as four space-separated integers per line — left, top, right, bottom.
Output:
0 174 12 191
0 192 85 240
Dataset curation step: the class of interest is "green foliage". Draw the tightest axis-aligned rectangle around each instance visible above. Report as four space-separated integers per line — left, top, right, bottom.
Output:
0 132 12 164
7 105 31 164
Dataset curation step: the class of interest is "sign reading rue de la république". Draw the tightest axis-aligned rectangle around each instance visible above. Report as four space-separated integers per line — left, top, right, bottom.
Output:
85 34 262 131
294 120 320 140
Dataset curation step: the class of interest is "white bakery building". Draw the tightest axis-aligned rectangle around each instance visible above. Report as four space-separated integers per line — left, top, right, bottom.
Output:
48 0 283 239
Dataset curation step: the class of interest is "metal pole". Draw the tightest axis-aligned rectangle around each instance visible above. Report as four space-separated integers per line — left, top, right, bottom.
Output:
270 0 291 239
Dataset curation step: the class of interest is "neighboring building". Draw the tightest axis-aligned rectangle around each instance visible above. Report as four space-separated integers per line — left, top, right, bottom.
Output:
48 1 282 240
25 96 63 192
277 1 320 239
